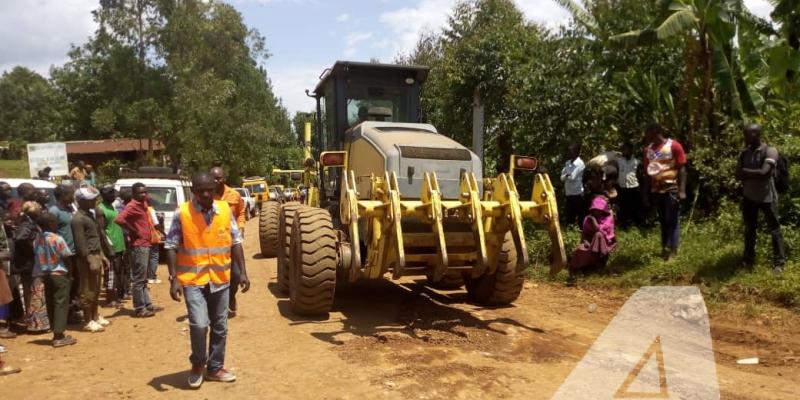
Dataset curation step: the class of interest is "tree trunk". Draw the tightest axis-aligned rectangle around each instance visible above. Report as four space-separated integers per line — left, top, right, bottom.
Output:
679 36 698 149
472 88 485 170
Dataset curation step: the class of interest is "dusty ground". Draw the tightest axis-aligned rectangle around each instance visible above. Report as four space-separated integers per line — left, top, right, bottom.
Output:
2 218 799 399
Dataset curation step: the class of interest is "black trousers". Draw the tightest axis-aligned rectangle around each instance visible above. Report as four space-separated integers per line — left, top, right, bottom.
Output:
742 198 786 267
564 195 586 229
617 187 643 227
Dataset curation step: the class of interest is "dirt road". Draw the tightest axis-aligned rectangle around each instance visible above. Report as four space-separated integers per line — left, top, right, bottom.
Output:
3 218 799 399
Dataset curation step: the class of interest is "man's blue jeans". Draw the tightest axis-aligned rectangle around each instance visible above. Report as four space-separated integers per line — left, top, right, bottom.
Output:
131 247 152 311
655 192 681 251
184 284 229 372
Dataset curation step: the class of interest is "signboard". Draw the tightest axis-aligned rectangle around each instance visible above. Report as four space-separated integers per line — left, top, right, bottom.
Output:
27 142 69 178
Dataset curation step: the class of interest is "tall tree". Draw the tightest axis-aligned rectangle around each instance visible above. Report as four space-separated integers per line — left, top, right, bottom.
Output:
0 67 65 147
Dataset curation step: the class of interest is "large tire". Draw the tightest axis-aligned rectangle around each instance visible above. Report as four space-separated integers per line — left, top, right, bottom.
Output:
259 201 280 257
289 208 337 315
465 232 523 305
276 202 303 293
426 272 465 290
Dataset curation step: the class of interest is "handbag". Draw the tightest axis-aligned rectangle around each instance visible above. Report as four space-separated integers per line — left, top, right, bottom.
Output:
147 207 162 245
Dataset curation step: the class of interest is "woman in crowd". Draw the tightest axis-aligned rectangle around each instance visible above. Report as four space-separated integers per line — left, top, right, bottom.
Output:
13 201 50 333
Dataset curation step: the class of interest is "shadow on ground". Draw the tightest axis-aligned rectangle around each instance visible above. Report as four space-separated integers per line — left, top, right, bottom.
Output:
276 278 544 346
148 370 191 392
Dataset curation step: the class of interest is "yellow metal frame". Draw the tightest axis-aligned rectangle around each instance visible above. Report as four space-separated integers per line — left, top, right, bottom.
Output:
339 154 567 282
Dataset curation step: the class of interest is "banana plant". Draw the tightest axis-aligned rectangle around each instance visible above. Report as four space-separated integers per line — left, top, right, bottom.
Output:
608 0 761 140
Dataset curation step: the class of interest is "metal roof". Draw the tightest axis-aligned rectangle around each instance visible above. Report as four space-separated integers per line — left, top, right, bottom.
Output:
66 138 165 154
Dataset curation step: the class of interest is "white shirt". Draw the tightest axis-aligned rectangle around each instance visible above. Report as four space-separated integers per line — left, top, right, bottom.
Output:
617 156 640 189
560 157 585 196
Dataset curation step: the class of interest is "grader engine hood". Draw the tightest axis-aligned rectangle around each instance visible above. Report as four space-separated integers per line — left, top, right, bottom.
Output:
349 122 482 199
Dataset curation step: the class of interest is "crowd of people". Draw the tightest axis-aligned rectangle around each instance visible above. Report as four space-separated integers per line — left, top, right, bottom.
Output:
0 165 250 384
0 178 166 374
561 122 788 279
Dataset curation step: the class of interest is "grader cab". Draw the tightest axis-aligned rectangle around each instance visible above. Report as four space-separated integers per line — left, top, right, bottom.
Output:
260 61 565 315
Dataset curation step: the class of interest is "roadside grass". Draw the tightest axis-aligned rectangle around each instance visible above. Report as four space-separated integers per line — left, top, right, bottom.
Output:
0 159 29 178
526 205 800 312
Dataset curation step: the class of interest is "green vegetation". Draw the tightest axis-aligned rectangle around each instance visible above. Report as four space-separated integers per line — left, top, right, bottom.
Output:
0 0 299 177
389 0 800 310
526 203 800 310
0 159 30 178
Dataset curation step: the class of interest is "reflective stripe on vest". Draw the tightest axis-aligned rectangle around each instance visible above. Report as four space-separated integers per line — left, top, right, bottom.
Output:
176 200 233 286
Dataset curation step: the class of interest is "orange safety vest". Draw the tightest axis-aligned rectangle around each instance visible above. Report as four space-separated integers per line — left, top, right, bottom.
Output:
175 200 233 286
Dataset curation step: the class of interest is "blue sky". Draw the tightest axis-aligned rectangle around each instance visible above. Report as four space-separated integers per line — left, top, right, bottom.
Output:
0 0 775 116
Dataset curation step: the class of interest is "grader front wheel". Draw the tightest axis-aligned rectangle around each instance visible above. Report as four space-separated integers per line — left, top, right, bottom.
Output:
276 202 302 293
289 207 338 315
259 201 280 257
465 232 523 305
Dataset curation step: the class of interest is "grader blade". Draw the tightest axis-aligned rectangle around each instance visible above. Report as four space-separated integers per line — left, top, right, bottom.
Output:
416 172 448 282
341 170 362 282
338 157 565 282
526 173 567 274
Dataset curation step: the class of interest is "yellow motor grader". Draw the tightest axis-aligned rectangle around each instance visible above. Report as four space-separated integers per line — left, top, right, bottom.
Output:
264 61 565 315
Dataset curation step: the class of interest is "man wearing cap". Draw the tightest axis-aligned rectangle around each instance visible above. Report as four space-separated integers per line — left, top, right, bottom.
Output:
71 187 112 332
642 122 687 260
165 172 250 389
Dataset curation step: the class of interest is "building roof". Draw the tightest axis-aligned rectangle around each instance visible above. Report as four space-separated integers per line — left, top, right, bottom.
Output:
66 138 165 154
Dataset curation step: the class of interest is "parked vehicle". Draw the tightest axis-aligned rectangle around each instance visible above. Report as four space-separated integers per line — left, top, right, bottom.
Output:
114 167 191 242
234 187 257 219
242 177 268 206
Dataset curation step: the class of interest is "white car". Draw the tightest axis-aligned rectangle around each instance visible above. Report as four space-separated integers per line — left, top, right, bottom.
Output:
115 174 192 240
1 178 57 207
234 187 257 219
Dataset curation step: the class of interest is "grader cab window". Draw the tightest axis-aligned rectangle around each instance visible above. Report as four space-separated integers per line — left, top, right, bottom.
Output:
345 85 410 126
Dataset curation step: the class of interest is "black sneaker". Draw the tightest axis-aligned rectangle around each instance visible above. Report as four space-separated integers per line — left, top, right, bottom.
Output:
134 309 156 318
53 335 78 348
147 305 165 313
772 266 785 276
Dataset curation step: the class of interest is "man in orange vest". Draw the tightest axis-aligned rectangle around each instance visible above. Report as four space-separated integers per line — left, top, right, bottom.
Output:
165 172 250 389
210 167 246 318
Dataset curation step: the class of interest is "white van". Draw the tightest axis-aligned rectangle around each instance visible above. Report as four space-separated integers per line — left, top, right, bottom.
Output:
114 168 192 240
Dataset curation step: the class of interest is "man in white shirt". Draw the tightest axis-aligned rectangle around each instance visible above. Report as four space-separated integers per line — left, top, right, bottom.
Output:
616 142 643 227
560 143 585 228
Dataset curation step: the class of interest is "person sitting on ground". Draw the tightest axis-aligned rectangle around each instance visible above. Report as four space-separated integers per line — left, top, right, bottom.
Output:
567 194 617 281
34 213 77 347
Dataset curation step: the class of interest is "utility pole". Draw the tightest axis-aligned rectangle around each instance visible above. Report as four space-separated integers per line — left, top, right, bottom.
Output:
472 88 484 169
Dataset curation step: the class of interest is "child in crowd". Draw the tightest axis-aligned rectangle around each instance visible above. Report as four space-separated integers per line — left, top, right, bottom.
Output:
34 213 77 347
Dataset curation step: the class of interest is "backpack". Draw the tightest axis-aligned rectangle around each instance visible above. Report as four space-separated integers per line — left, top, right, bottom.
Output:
774 152 790 194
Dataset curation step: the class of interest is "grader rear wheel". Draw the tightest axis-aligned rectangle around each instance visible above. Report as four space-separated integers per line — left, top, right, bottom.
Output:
289 208 337 315
276 202 302 293
465 232 523 305
259 201 280 257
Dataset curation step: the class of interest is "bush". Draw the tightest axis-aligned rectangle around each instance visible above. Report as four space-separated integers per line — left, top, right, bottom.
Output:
526 202 800 310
